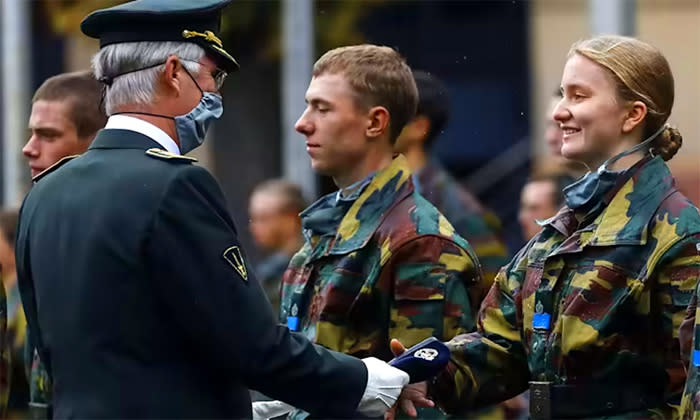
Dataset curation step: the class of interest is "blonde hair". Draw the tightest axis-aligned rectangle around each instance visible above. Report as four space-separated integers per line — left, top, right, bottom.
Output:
313 44 418 143
569 35 682 161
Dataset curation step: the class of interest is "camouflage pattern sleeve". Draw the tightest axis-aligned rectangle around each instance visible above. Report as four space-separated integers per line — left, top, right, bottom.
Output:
429 249 530 414
449 211 509 289
386 235 482 348
0 280 8 417
675 234 700 419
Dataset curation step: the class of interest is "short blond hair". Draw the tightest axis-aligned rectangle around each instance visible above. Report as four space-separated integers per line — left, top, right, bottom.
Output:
313 44 418 143
569 35 681 161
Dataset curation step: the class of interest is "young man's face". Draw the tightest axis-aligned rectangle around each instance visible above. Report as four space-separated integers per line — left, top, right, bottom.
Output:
24 100 89 177
295 73 372 181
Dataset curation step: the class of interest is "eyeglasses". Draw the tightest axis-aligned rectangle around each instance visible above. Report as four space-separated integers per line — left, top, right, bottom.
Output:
210 67 228 91
180 58 228 91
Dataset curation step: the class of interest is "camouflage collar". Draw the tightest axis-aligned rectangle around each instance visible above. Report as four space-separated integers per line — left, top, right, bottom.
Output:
544 156 676 248
328 155 414 255
589 156 675 246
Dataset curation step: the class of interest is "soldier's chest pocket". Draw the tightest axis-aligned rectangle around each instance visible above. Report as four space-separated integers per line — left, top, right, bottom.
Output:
558 260 642 321
308 256 372 323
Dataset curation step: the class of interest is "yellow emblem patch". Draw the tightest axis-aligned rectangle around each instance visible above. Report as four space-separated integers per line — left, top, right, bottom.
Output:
223 246 248 281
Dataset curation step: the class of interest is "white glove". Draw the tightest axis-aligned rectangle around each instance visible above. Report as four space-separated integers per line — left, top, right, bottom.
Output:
356 357 410 417
252 400 294 420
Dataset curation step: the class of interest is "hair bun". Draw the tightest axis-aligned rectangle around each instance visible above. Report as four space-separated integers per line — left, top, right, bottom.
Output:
653 125 682 161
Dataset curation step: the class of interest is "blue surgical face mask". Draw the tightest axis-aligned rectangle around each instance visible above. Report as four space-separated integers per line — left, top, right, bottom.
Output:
109 60 224 154
563 124 666 209
174 65 223 154
175 91 223 154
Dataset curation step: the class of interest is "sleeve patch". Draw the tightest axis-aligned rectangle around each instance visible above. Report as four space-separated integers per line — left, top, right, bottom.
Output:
223 246 248 281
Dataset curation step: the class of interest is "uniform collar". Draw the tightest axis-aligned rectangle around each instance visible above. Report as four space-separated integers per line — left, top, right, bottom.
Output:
89 128 163 151
322 155 414 255
104 115 181 154
590 155 675 246
542 156 676 247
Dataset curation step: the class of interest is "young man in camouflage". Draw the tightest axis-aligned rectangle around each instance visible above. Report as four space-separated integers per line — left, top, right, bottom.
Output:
268 45 484 419
394 70 509 286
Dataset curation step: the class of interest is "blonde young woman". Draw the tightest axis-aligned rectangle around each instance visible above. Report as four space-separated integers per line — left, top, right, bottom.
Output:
391 35 700 420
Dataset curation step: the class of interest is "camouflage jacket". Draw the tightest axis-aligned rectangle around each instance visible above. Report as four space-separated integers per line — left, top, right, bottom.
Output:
414 162 509 286
25 332 51 405
279 155 485 417
0 276 8 417
432 156 700 419
679 265 700 419
256 252 293 317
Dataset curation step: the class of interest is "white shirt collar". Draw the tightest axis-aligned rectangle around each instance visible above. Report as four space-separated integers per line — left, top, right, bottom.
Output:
104 115 181 155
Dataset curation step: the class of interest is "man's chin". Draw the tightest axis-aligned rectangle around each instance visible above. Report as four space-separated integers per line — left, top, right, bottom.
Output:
310 160 329 175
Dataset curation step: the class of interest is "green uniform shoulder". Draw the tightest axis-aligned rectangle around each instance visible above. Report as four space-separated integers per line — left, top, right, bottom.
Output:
32 155 80 183
145 148 198 163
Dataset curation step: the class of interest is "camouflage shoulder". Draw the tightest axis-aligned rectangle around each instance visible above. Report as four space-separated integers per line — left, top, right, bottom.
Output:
32 155 79 183
145 148 197 164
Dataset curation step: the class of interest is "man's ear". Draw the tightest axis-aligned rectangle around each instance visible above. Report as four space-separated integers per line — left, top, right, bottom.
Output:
366 106 390 140
160 55 183 97
621 100 647 134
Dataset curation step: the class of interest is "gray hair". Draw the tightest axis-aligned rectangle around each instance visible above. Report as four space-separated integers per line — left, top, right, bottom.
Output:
92 41 205 115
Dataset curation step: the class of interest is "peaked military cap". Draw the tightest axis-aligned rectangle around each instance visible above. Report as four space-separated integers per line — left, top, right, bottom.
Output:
81 0 239 72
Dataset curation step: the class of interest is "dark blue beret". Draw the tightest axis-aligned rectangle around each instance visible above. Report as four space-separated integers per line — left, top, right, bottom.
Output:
81 0 238 72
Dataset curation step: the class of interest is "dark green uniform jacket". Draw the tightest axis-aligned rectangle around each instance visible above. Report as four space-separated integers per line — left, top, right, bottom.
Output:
15 129 367 419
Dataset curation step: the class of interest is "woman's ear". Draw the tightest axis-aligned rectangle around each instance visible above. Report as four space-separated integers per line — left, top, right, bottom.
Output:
621 100 647 134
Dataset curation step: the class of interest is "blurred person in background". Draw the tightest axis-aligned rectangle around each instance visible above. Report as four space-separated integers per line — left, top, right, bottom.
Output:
395 70 510 288
392 35 700 420
248 179 306 317
0 211 20 418
518 172 576 241
22 70 107 420
24 71 108 178
256 44 484 420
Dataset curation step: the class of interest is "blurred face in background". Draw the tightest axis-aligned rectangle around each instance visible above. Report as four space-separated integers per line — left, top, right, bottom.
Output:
519 180 559 241
295 73 373 186
545 97 564 156
553 54 630 169
24 100 89 178
249 191 300 253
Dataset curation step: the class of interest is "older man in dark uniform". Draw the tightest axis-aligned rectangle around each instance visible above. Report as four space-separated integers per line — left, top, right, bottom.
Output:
15 1 413 418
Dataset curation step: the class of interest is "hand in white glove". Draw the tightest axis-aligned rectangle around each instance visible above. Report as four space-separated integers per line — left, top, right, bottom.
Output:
356 357 410 418
252 400 294 420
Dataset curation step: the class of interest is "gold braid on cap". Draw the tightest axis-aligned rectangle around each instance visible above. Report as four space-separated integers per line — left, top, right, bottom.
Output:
182 30 223 48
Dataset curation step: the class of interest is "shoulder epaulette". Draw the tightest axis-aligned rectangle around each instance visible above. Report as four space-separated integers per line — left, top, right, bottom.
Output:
32 155 79 183
145 148 198 163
